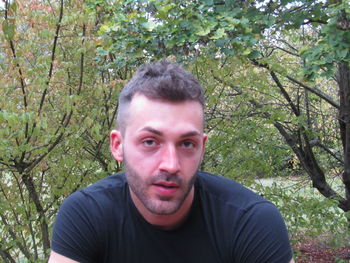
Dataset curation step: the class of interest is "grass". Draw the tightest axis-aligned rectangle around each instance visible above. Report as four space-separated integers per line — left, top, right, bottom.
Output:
249 175 350 262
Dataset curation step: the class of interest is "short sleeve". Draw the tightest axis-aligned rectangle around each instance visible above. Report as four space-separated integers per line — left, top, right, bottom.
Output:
51 191 100 262
232 202 293 263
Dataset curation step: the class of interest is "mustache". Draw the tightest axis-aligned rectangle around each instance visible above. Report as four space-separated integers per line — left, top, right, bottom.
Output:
149 171 183 185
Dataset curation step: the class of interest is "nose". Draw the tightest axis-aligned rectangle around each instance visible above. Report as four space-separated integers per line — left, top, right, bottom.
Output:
159 144 180 174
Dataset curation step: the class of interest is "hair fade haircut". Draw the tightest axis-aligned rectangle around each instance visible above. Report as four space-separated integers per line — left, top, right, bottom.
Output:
116 60 205 133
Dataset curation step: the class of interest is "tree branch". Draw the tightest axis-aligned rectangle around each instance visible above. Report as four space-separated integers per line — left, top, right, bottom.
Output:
38 0 64 116
312 140 344 164
0 214 31 260
26 131 64 173
270 71 300 116
250 99 349 211
13 172 39 258
276 46 299 57
78 24 86 95
302 19 328 25
251 59 340 109
4 4 30 161
286 75 340 109
21 174 50 257
0 244 16 263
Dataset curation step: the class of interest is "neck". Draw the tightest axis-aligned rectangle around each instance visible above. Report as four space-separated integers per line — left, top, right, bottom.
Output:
130 187 195 230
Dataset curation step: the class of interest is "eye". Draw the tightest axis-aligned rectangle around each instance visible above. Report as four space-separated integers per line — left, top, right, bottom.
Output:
142 139 157 147
181 140 196 149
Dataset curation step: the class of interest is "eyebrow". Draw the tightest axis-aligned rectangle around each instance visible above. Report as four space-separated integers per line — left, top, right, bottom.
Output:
180 131 201 138
140 127 201 138
140 127 163 136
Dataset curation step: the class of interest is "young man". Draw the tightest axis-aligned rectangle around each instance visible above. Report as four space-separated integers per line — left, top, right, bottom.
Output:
49 60 294 262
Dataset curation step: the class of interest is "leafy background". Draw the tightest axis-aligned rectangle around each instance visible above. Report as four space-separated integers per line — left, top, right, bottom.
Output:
0 0 349 261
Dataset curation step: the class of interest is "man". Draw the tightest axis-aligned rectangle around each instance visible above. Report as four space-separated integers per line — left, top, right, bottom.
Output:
49 60 294 262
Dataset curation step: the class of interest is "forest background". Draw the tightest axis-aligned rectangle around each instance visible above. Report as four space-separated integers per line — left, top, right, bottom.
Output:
0 0 349 262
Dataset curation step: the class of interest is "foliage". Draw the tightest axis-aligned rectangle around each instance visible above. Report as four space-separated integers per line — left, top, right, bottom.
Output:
190 57 294 180
90 0 269 66
94 0 350 215
0 0 121 261
254 178 349 242
0 0 349 261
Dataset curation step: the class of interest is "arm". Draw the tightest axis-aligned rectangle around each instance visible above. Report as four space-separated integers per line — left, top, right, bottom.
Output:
48 251 79 263
51 191 99 262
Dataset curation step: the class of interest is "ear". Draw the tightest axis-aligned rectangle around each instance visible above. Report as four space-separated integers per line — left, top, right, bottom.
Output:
110 130 123 162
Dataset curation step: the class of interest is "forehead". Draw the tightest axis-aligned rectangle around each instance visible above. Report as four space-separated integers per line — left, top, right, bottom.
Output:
125 94 204 136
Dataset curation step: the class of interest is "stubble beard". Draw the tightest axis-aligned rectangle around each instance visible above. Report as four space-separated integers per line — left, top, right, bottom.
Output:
124 160 197 215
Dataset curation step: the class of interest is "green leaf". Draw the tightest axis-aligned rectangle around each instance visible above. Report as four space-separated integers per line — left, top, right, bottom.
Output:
299 46 309 56
247 50 260 59
270 63 287 74
242 48 252 56
2 20 15 40
215 38 227 47
210 28 226 40
141 21 157 31
196 27 211 36
203 0 214 5
222 47 234 55
336 48 348 59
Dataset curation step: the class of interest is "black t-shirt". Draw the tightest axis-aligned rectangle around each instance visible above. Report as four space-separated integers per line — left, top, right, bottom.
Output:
51 172 293 262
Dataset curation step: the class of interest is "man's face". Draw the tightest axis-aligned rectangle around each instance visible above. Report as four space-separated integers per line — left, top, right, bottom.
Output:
110 94 207 216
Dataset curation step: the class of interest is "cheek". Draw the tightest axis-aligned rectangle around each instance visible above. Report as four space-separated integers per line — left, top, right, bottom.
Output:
180 154 202 170
125 148 159 172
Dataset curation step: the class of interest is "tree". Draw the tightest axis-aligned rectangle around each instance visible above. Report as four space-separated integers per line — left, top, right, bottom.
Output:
1 0 349 260
95 0 350 217
0 0 121 261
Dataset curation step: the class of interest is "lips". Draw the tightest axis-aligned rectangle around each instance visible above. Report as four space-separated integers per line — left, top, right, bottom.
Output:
152 181 179 197
153 181 179 188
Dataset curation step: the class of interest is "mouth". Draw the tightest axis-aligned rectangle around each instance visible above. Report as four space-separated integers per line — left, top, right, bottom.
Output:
152 181 179 196
153 181 179 188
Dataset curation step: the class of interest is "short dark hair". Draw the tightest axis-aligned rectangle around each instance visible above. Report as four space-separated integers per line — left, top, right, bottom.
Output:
116 60 205 133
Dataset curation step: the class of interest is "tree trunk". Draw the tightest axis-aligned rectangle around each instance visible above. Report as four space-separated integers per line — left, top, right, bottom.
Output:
338 62 350 207
22 174 50 258
268 70 350 212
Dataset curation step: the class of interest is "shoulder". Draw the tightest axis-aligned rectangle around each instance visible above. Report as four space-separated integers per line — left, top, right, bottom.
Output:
196 172 292 262
64 173 127 208
55 173 128 233
196 171 285 227
196 171 268 212
80 173 127 195
51 173 127 261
